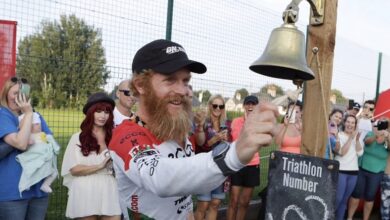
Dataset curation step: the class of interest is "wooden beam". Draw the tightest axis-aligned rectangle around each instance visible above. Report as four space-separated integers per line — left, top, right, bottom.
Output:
301 0 338 157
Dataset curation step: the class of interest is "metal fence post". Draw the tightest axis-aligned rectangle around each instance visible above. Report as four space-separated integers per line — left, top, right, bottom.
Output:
166 0 174 40
375 52 382 101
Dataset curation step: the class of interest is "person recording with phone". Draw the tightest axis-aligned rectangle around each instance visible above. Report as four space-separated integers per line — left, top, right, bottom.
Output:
274 100 303 154
194 94 231 220
379 119 390 220
258 100 303 219
348 117 390 220
325 109 343 159
0 77 53 219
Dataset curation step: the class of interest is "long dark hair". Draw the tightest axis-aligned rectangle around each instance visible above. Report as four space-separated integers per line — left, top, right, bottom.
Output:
329 108 343 121
79 102 114 156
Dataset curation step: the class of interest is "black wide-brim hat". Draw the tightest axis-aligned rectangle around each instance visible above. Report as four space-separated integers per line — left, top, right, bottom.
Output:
83 92 115 114
132 39 207 75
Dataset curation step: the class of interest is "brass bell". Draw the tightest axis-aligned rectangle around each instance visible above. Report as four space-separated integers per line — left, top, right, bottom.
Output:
249 23 315 81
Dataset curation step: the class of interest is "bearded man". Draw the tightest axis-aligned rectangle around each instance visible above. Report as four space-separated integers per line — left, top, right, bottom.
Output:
109 39 278 220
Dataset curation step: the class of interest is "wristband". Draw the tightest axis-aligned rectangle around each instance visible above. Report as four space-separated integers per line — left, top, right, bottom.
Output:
212 142 235 176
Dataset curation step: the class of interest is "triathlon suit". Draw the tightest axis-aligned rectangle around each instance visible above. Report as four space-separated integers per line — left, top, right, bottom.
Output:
109 116 243 220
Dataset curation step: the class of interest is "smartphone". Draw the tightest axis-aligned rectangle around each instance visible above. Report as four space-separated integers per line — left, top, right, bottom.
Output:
19 84 31 98
328 122 338 134
220 125 228 131
377 120 389 131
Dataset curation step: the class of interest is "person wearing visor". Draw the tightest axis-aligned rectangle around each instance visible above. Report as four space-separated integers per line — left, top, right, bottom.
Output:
108 39 279 219
227 95 261 220
346 102 361 117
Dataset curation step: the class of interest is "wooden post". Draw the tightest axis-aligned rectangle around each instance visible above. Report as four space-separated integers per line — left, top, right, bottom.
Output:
301 0 338 157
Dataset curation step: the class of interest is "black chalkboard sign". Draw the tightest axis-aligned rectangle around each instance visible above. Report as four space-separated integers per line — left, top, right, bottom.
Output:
265 151 339 220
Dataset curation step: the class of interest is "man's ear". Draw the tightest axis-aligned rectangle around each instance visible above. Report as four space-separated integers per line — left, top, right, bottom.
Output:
132 77 145 95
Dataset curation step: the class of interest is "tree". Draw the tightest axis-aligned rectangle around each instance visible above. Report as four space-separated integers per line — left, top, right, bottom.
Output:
234 88 249 100
17 14 109 108
331 89 347 104
260 84 284 97
194 90 212 104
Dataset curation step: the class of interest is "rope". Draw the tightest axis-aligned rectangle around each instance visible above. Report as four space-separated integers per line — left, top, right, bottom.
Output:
309 47 333 159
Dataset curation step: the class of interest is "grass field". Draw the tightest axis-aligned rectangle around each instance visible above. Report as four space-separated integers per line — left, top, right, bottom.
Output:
36 108 276 219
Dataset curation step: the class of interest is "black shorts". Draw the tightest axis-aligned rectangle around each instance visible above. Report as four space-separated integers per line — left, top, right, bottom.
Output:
231 165 260 187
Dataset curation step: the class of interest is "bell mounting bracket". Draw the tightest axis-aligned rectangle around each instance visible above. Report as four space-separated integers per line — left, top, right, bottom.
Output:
282 0 325 26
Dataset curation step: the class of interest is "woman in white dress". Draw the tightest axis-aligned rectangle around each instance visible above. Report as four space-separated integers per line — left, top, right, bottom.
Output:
61 92 121 220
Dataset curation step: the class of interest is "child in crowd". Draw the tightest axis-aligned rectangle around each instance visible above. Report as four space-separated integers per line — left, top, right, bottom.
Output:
16 112 60 194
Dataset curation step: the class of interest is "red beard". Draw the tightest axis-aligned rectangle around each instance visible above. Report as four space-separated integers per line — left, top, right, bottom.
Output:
143 84 192 144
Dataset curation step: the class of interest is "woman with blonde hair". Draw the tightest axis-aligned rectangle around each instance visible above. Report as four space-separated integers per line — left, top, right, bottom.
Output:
0 77 53 219
194 94 231 220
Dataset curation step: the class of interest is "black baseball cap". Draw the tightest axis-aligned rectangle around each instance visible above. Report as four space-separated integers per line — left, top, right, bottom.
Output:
132 39 207 75
353 102 361 110
243 95 259 105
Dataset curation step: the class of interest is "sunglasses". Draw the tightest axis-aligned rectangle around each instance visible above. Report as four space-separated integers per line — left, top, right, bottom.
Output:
212 104 225 110
10 77 28 84
119 89 131 96
363 106 374 111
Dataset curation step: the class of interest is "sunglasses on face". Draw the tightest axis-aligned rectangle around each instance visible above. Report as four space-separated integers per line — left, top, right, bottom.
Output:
212 104 225 110
10 77 28 84
119 89 131 96
363 106 374 111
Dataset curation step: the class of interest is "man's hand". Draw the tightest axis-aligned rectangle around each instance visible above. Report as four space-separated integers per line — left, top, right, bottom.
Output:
235 102 279 164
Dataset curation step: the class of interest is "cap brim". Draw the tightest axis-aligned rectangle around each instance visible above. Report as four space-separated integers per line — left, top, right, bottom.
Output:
244 100 259 105
154 59 207 74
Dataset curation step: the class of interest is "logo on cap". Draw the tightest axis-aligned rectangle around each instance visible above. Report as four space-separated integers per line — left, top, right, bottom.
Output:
165 46 186 54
